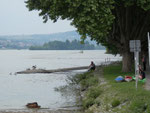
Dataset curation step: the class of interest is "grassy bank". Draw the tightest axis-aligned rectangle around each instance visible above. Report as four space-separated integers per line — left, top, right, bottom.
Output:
76 63 150 113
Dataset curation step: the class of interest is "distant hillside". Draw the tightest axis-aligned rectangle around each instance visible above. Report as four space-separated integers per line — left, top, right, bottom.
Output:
0 31 81 45
0 31 105 49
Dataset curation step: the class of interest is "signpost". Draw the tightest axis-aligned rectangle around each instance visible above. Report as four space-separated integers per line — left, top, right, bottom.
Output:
129 40 141 89
148 32 150 66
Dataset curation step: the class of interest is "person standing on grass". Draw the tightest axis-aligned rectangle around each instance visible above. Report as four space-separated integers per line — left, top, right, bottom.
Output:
142 54 146 71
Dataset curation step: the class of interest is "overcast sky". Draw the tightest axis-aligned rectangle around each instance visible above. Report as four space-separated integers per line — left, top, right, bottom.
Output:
0 0 76 36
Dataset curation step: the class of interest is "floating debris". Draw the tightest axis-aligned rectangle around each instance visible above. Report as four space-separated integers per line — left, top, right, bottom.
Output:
26 102 41 108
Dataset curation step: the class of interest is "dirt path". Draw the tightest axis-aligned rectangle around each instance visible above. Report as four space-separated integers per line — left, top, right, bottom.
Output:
93 66 107 85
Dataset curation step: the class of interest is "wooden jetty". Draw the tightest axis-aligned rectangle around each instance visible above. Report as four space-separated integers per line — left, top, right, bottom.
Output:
16 66 89 74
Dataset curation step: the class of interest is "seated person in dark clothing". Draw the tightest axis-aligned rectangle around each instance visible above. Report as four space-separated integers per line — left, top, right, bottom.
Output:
139 65 145 80
88 61 96 71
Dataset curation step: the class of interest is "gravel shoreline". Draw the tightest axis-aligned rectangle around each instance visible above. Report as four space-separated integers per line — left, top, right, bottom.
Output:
0 108 80 113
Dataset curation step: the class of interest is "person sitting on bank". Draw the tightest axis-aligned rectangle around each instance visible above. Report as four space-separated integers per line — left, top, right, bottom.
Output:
139 65 145 80
88 61 96 71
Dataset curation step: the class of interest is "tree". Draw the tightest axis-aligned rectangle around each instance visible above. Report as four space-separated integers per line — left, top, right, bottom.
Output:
29 40 96 50
26 0 150 72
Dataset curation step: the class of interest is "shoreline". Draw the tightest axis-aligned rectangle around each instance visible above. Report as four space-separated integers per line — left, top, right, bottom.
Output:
0 109 80 113
0 102 82 113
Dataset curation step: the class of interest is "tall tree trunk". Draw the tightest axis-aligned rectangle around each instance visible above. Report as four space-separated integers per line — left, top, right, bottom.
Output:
122 51 132 72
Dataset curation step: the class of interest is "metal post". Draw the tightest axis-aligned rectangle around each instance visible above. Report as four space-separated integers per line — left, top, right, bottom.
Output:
135 51 139 90
134 41 137 75
134 51 136 76
129 40 141 90
148 32 150 66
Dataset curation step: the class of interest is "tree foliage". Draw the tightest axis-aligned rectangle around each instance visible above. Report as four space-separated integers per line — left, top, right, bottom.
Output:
26 0 150 72
25 0 114 41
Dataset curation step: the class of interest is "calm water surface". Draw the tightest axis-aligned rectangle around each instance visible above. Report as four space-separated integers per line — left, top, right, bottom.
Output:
0 50 121 110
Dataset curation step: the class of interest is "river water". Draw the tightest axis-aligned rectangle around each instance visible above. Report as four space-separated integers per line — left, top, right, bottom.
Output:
0 50 121 111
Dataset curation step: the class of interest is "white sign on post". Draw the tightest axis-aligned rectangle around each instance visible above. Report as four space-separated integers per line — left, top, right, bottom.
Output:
129 40 141 90
130 40 141 52
130 48 141 52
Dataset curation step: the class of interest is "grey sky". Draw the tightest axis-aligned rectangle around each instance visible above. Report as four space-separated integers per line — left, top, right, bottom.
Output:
0 0 76 35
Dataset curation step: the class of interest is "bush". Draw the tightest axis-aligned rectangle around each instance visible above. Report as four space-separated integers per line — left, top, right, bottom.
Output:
87 86 102 99
80 76 99 89
75 72 93 83
94 99 101 106
74 70 101 110
83 98 95 109
111 99 120 108
80 79 89 89
87 76 99 86
82 86 102 109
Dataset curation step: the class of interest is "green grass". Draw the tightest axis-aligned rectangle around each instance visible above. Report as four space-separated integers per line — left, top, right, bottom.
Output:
102 63 150 113
76 63 150 113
